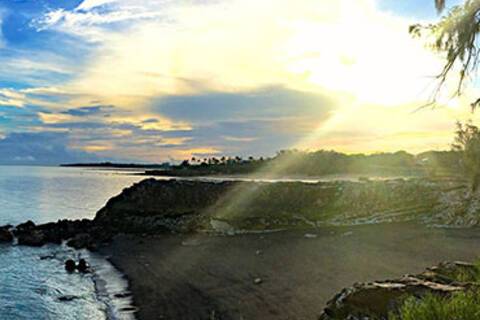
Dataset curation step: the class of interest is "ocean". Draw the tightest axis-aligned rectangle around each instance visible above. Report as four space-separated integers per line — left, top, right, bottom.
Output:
0 166 145 320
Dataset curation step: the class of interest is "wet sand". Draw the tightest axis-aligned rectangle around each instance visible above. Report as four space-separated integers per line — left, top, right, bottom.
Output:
100 223 480 320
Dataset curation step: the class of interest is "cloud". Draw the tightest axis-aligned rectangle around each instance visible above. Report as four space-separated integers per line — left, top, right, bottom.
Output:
62 105 114 116
153 87 334 123
35 0 169 41
0 132 100 165
0 89 26 107
76 0 118 11
36 0 441 111
0 0 475 163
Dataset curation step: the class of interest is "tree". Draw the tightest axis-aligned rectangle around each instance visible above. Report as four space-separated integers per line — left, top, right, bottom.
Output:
452 121 480 190
180 159 190 167
435 0 446 13
411 0 480 109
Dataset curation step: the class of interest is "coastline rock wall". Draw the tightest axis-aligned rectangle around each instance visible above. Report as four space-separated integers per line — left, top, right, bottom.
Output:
2 177 476 249
93 178 468 235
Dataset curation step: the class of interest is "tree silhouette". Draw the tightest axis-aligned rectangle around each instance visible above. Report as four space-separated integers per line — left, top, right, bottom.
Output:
412 0 480 108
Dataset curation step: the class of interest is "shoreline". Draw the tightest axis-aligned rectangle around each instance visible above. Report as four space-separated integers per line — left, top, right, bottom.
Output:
87 250 137 320
2 176 480 319
99 223 480 320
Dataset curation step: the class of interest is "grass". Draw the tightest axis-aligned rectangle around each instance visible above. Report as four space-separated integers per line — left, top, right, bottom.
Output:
389 291 480 320
444 261 480 283
389 261 480 320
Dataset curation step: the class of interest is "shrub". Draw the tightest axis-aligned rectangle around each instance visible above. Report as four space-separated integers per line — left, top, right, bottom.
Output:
390 290 480 320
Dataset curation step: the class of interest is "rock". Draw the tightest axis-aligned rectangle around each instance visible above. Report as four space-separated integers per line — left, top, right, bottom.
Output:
58 295 79 302
210 219 236 235
77 259 90 273
0 225 13 243
304 233 317 239
17 230 46 247
36 222 63 244
14 220 47 246
67 233 94 249
16 220 35 232
254 278 262 285
65 259 76 272
120 307 138 312
319 261 478 320
255 250 262 255
90 178 453 237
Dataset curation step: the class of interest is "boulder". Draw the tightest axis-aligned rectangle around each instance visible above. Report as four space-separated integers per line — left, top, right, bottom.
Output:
67 233 94 249
17 230 46 247
15 220 35 232
0 225 13 243
12 219 95 248
77 259 90 273
65 259 76 272
320 261 479 320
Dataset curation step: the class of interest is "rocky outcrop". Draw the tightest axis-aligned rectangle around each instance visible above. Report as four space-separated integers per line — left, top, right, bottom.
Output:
320 261 479 320
0 225 13 242
6 177 476 249
66 233 96 250
426 184 480 226
93 178 466 235
11 219 94 248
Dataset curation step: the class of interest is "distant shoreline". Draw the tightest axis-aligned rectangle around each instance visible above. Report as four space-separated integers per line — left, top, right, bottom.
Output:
60 162 170 169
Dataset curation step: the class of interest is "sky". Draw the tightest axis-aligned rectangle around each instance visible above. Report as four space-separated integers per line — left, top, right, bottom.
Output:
0 0 475 164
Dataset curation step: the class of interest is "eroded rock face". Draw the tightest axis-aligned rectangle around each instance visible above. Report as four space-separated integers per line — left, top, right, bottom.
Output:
320 261 479 320
93 178 449 235
94 179 232 234
6 177 476 249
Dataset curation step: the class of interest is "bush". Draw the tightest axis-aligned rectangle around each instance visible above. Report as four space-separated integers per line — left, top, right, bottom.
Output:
389 290 480 320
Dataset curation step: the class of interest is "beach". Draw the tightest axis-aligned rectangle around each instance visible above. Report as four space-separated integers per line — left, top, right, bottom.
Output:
101 223 480 320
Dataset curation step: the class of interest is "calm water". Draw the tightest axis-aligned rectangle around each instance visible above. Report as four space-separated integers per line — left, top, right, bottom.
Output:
0 166 147 320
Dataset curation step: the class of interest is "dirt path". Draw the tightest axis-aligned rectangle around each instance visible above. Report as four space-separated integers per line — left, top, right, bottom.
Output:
101 223 480 320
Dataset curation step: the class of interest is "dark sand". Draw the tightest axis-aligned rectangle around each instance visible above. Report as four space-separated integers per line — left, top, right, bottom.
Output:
100 223 480 320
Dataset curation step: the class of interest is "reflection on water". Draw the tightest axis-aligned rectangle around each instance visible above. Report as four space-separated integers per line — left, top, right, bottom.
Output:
0 243 134 320
0 166 146 225
0 166 141 320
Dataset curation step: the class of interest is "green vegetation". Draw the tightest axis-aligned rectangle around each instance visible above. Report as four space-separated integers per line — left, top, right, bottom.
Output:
390 291 480 320
412 0 480 108
390 262 480 320
440 261 480 283
453 121 480 190
145 149 463 178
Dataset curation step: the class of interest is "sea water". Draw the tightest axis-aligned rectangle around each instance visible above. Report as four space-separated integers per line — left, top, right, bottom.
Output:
0 166 146 320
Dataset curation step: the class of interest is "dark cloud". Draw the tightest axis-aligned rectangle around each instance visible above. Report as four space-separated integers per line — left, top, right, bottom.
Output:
0 87 336 162
62 105 115 117
153 86 334 123
0 132 100 165
147 87 335 157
